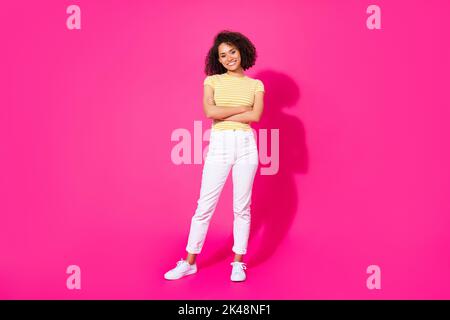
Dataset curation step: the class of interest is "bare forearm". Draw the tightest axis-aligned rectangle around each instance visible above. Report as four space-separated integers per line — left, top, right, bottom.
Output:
206 105 249 120
223 111 258 123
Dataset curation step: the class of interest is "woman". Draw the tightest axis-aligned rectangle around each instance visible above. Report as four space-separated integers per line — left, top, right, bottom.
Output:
164 30 264 282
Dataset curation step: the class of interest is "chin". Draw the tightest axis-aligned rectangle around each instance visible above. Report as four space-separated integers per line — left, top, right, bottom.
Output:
224 64 240 71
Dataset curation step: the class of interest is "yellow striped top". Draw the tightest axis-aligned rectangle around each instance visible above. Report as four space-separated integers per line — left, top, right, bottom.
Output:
204 73 265 131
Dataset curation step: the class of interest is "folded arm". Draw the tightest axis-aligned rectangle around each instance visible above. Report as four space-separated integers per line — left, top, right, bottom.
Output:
203 84 251 119
222 91 264 124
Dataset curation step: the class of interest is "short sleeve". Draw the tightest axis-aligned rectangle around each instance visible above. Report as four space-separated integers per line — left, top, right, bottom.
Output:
204 76 215 89
255 79 264 93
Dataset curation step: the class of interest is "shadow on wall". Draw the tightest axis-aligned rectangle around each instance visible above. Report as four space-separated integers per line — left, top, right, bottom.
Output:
200 70 309 268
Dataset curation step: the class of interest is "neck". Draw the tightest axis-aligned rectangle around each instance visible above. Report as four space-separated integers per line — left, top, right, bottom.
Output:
226 68 245 78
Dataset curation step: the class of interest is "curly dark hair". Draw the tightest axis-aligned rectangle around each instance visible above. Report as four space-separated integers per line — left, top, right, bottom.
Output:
204 30 258 76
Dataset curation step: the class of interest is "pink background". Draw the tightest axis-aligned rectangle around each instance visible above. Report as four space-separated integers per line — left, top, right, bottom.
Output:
1 0 449 299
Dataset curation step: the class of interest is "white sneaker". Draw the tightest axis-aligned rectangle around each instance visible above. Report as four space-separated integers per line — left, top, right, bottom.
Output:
230 262 247 282
164 259 197 280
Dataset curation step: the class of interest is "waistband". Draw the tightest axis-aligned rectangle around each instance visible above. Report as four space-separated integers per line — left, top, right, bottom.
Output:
211 129 254 135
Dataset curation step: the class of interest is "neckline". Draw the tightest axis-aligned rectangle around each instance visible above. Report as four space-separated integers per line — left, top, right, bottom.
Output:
223 73 248 79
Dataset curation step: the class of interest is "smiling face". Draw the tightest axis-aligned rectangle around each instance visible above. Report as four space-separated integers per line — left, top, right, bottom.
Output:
218 42 242 72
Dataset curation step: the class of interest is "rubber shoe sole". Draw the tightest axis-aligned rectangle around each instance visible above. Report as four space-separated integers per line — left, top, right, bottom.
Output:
231 274 246 282
164 266 197 280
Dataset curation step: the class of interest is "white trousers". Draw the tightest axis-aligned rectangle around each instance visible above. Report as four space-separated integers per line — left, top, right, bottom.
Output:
186 129 259 255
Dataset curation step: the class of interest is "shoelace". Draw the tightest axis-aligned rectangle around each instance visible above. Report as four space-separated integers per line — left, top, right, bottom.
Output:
230 262 247 270
176 259 188 268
